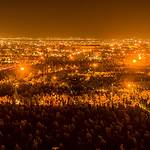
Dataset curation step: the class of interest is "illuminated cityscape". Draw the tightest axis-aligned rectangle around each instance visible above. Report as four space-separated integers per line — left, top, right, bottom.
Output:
1 0 150 150
0 38 150 149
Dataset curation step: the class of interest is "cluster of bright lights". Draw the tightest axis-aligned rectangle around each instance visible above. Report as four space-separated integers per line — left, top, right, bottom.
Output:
131 54 143 65
68 54 74 60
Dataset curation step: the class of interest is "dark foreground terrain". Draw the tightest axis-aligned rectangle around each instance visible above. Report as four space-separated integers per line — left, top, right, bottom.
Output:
0 104 150 150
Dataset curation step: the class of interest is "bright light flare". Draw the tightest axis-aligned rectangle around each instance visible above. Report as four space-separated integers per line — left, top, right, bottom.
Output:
132 59 137 63
20 67 25 71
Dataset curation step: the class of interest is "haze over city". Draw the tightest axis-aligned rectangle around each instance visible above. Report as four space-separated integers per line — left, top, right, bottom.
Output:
0 0 150 38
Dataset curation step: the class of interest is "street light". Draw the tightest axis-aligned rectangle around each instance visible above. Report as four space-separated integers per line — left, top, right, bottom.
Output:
127 83 131 87
90 63 99 75
125 82 137 93
16 64 30 79
92 63 98 68
138 55 142 60
52 75 57 81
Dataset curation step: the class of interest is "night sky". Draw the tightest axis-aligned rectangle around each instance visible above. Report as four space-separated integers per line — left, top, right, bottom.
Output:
0 0 150 38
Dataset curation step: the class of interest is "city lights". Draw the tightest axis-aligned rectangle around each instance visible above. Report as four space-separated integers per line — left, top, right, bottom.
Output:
0 38 150 150
1 0 150 148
